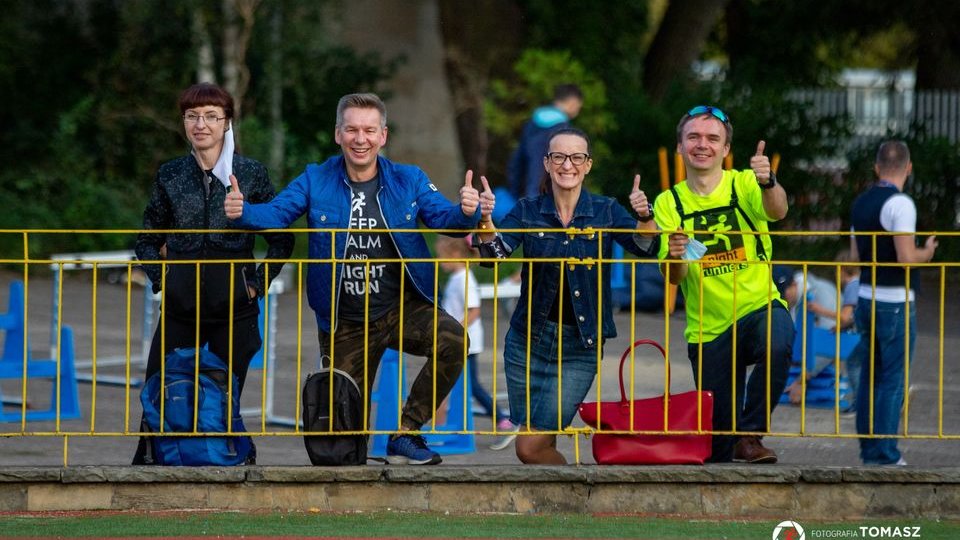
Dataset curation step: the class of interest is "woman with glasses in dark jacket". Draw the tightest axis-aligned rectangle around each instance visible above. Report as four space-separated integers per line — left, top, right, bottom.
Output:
132 83 294 464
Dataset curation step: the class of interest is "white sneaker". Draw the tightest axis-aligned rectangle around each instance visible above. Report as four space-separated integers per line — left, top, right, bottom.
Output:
895 457 907 466
489 422 520 451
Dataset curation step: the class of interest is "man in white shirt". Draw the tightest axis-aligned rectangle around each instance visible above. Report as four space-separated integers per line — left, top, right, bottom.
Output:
850 140 937 466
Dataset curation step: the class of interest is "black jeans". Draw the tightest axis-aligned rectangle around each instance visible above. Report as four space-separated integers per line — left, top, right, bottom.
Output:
688 304 793 462
319 294 466 431
132 314 262 464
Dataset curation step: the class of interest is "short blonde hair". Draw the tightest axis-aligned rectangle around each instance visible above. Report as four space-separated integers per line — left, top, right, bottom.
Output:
835 249 860 278
335 93 387 128
435 235 476 259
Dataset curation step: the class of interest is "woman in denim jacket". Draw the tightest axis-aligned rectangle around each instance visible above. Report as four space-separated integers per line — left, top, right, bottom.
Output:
477 128 659 464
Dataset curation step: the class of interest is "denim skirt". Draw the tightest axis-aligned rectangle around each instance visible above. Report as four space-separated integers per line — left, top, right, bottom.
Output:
503 321 599 431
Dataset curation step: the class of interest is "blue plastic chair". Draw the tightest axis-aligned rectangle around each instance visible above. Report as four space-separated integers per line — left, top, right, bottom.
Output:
609 244 631 310
0 281 27 364
369 349 475 456
783 309 859 409
0 281 80 421
248 296 269 370
792 309 861 372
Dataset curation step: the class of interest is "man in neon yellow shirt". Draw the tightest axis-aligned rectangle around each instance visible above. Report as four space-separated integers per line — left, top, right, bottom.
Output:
652 106 794 464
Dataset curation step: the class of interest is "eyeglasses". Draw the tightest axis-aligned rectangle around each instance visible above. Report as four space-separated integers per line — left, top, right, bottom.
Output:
546 152 590 166
183 113 226 125
687 105 730 124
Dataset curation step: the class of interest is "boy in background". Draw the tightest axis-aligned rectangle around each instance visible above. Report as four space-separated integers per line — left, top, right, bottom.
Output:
435 236 517 449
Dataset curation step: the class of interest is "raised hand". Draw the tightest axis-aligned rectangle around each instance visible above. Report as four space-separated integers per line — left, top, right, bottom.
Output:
224 174 244 219
478 175 495 222
750 140 771 184
628 174 652 219
459 169 480 217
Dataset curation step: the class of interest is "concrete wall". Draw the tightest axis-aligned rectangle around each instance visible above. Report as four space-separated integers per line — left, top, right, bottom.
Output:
5 466 960 518
324 0 463 200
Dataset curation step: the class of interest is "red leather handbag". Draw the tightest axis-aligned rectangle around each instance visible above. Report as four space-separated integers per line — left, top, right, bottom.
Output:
578 339 713 465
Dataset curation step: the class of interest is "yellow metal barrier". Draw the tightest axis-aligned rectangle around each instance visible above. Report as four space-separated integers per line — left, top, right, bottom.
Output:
0 228 956 466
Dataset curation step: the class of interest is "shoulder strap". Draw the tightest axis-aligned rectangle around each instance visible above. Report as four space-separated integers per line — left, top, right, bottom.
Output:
729 181 767 260
669 186 687 221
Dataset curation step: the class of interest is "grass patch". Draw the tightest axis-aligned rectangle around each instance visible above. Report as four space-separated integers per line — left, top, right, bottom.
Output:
0 512 957 538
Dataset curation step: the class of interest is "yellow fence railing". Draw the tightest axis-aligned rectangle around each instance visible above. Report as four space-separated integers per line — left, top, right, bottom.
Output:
0 228 955 466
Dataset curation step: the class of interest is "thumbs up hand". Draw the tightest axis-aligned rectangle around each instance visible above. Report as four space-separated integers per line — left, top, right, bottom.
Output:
224 174 244 219
750 140 772 184
628 174 652 219
459 169 481 217
478 175 495 221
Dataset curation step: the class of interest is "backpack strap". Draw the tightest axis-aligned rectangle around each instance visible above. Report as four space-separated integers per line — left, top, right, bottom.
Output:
140 418 156 465
669 186 686 222
729 181 768 261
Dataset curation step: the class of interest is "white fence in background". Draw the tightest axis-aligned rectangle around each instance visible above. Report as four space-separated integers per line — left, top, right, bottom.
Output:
791 87 960 145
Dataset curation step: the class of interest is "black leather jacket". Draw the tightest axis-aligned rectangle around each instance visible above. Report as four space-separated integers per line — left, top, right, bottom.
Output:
135 154 294 322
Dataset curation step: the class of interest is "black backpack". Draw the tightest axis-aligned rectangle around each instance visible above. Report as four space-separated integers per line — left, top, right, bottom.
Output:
302 365 368 466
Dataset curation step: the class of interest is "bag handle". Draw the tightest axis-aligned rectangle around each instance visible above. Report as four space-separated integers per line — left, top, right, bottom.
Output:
618 339 669 404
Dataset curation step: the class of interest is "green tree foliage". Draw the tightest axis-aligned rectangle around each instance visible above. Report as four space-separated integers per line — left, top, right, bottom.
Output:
486 50 612 139
521 0 650 88
0 0 397 260
707 0 959 260
478 0 957 266
0 0 194 257
485 1 667 202
242 44 400 181
485 49 615 194
844 134 960 260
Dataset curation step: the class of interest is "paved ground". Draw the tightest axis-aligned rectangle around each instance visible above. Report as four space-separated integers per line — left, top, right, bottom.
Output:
1 266 958 467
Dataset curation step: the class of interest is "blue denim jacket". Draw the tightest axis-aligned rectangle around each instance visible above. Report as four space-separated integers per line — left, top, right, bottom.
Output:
234 155 479 332
493 190 658 349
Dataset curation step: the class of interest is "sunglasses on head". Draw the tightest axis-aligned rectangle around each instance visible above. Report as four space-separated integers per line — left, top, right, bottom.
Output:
687 105 730 124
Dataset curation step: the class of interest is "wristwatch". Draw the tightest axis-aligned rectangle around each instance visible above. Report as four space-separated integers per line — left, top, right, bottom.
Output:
759 172 778 190
638 203 655 222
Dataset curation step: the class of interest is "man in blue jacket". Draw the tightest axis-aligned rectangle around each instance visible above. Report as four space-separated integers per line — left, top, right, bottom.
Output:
507 84 583 201
225 93 490 465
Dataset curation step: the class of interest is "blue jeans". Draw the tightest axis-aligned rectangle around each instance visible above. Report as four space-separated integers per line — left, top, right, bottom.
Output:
844 337 868 411
503 322 598 431
467 354 508 420
855 298 916 465
688 304 794 462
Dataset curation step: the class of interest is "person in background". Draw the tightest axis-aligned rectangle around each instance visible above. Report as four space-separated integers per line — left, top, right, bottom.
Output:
653 105 793 464
435 235 518 450
850 140 937 466
133 82 294 464
476 127 659 464
497 84 585 310
225 93 489 465
776 257 864 409
784 269 840 331
826 250 861 334
506 84 584 202
776 265 839 405
833 250 863 411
